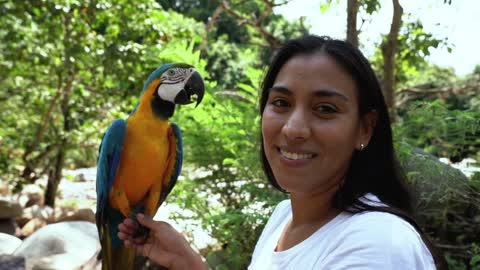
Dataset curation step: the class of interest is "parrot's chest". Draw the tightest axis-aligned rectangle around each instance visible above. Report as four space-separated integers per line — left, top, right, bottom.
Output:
115 120 170 204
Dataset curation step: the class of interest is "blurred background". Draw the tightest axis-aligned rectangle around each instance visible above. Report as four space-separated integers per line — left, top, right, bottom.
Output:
0 0 479 269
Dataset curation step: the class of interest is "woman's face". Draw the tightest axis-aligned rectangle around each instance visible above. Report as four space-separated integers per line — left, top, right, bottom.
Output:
261 53 374 195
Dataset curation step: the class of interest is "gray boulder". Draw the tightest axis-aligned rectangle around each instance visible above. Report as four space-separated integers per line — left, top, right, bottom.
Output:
399 145 479 244
401 146 470 210
0 255 25 270
13 221 100 270
0 233 22 254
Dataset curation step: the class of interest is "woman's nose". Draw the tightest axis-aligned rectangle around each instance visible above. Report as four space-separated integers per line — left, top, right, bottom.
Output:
281 109 311 141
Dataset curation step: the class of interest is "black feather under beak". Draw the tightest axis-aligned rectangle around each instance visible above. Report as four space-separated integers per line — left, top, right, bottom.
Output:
174 71 205 107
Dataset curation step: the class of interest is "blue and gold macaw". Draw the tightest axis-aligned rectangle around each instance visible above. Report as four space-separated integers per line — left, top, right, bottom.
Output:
95 63 205 269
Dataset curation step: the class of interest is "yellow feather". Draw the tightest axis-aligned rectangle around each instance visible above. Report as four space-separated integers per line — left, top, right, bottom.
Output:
109 79 170 216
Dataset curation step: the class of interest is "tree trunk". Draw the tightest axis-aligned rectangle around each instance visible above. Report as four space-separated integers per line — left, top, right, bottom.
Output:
346 0 359 47
43 13 75 207
381 0 403 121
44 73 74 207
44 145 66 207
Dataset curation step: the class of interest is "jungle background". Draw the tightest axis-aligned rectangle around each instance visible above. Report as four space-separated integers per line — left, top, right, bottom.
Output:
0 0 479 269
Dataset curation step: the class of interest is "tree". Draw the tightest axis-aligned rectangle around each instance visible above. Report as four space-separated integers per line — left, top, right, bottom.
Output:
381 0 403 120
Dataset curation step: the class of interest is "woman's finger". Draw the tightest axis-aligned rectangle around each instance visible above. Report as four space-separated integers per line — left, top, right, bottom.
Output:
123 218 139 229
118 231 130 240
136 213 157 229
118 223 135 235
132 235 148 245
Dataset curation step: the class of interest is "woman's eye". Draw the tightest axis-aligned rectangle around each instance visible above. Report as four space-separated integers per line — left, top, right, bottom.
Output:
271 99 289 107
315 104 338 113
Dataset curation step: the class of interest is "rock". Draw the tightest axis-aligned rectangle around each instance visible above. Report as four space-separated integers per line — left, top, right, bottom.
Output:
74 173 87 182
55 208 95 223
17 184 44 208
20 218 47 238
0 200 22 219
0 233 22 254
13 221 100 270
24 193 44 208
0 218 18 235
0 254 25 270
401 146 470 210
400 145 479 243
17 205 54 228
0 181 10 196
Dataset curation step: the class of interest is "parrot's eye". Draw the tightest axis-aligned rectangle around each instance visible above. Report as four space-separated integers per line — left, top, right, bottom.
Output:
167 69 175 76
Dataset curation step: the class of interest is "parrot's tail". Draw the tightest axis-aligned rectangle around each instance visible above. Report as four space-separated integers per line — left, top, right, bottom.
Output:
100 225 136 270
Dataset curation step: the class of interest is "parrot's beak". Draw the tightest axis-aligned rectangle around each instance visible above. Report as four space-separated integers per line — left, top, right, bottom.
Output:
174 71 205 107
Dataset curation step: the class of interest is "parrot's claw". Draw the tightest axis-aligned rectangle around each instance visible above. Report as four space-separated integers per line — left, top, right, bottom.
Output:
128 213 150 241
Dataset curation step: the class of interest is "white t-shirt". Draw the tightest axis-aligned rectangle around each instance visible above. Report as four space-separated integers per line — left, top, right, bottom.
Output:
248 194 436 270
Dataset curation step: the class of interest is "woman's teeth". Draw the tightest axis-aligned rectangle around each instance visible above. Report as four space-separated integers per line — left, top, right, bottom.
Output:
280 149 314 160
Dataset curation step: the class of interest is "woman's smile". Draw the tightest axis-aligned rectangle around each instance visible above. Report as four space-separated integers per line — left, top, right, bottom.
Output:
276 146 318 168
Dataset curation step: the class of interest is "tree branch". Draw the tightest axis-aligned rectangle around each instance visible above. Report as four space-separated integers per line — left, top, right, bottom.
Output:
220 0 283 50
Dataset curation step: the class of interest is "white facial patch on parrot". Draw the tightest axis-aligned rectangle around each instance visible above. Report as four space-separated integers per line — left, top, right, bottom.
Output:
157 81 186 102
156 67 196 103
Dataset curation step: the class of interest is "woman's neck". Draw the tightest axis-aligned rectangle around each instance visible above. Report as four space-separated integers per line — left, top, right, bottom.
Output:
289 186 340 228
276 187 341 251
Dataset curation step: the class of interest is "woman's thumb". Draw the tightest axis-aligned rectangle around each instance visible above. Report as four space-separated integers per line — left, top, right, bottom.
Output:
136 213 155 228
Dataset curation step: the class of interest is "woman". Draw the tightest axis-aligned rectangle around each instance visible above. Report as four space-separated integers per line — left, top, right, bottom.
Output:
118 35 446 269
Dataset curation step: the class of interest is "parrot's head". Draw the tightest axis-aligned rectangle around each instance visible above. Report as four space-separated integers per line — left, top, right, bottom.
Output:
142 63 205 119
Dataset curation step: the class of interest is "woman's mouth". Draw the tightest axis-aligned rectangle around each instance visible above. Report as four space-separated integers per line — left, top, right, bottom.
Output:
278 148 316 160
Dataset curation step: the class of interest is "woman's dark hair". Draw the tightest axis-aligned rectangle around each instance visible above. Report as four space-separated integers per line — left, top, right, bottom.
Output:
259 35 446 269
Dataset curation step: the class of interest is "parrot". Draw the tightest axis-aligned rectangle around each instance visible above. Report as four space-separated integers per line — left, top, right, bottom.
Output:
95 63 205 270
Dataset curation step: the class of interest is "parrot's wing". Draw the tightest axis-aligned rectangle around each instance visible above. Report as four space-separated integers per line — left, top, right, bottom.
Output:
158 122 183 207
96 119 127 221
95 119 127 268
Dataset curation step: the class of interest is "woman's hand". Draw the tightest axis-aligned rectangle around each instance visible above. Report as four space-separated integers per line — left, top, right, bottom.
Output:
118 213 207 270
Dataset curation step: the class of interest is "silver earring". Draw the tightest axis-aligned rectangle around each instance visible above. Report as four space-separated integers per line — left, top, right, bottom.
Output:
360 143 365 150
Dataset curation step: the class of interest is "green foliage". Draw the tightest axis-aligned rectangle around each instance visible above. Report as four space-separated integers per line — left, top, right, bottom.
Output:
394 100 480 162
471 243 480 269
473 65 480 75
372 19 451 88
319 0 380 15
406 64 457 88
360 0 381 14
204 35 260 91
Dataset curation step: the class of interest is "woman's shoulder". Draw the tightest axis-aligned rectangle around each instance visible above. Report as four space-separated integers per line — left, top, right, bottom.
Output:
264 199 291 225
347 210 421 242
317 197 436 269
343 196 425 249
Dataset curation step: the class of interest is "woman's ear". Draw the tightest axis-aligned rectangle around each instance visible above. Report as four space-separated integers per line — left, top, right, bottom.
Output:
357 110 377 150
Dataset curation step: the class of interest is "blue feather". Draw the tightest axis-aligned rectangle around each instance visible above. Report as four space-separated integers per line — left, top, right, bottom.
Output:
95 119 127 249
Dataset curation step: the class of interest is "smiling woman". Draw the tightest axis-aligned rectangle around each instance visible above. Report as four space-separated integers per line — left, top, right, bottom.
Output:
253 35 447 270
116 35 447 270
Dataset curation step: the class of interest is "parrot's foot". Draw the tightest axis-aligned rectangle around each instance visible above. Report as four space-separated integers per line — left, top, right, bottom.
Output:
128 213 151 241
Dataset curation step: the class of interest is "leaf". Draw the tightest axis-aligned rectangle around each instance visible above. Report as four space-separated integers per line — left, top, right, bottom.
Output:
471 255 480 266
320 3 331 14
